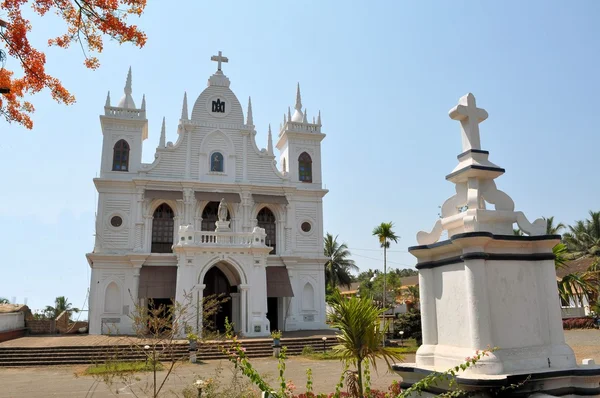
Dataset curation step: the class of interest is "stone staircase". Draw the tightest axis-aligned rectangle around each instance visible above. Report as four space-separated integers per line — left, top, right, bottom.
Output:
0 337 339 367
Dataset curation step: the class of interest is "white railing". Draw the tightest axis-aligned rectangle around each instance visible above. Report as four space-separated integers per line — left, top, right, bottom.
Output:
196 231 256 246
177 225 270 249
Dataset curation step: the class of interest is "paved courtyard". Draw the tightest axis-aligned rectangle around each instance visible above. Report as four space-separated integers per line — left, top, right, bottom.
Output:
0 330 597 397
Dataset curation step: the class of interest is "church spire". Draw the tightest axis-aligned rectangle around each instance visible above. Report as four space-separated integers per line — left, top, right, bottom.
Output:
291 83 304 122
117 66 136 109
181 92 188 120
159 117 166 148
295 83 302 111
246 97 254 125
267 124 273 155
317 110 322 125
105 91 111 107
141 94 146 111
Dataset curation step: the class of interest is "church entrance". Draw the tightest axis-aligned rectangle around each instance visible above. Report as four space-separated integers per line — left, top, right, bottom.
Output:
203 266 234 333
267 297 279 332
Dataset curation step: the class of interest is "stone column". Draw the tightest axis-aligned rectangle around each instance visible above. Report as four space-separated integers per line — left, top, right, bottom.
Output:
195 284 206 336
132 266 142 305
144 215 153 252
277 220 285 254
183 188 196 226
231 292 241 333
134 188 145 252
239 284 249 335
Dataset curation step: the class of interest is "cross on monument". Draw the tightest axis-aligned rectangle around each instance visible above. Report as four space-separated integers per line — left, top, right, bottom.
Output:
210 51 229 72
448 93 489 152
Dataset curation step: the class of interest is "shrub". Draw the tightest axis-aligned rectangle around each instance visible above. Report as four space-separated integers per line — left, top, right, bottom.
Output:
302 345 315 355
563 317 596 329
394 309 422 344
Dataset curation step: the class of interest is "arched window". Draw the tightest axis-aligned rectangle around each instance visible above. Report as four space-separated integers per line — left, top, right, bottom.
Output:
151 204 174 253
104 282 121 314
257 207 276 254
201 201 230 231
112 139 130 171
302 283 315 311
210 152 224 172
298 152 312 183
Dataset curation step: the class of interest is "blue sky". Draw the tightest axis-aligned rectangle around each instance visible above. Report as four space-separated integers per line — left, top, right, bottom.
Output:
1 1 599 313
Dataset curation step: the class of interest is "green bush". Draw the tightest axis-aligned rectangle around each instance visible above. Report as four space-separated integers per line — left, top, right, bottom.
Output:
301 345 315 355
394 309 422 344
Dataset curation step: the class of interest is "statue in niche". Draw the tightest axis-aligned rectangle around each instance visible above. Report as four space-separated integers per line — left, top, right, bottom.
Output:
218 198 228 222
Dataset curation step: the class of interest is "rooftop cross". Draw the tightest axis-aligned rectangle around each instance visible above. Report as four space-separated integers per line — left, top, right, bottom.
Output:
210 51 229 72
449 93 488 152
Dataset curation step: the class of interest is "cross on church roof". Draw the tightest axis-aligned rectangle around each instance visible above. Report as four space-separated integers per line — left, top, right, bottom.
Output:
449 93 488 152
211 51 229 72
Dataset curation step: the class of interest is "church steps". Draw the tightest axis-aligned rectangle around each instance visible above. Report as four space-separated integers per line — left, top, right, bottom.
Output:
0 337 339 366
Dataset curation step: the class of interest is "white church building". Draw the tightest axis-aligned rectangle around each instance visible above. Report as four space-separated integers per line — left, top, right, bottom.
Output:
86 52 328 337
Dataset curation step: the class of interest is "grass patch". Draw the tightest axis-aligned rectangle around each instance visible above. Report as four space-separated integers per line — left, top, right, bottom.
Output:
85 361 164 375
304 350 343 360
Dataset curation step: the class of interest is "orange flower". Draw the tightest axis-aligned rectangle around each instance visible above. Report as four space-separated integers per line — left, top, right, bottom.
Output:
0 0 147 129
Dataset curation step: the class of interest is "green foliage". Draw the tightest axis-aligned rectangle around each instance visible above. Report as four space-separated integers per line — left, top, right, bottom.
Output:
301 345 315 355
0 297 9 304
356 270 402 309
327 290 404 396
394 309 422 344
85 361 163 375
44 296 79 320
563 210 600 258
305 368 313 394
324 233 358 289
372 222 399 249
271 330 282 339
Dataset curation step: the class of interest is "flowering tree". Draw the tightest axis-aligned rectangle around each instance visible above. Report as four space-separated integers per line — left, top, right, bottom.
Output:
0 0 147 129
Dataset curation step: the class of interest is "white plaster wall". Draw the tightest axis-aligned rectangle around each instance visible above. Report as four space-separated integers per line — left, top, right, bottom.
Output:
432 263 470 348
0 313 24 332
89 265 136 335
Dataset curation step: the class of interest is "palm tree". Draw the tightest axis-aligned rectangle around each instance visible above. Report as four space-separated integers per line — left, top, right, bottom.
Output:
563 211 600 260
372 222 399 335
403 285 420 311
544 216 566 235
324 233 358 290
327 290 404 397
0 297 9 304
44 296 79 320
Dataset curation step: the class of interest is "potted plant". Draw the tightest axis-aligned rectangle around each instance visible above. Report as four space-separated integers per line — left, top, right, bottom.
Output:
271 330 282 346
185 325 198 351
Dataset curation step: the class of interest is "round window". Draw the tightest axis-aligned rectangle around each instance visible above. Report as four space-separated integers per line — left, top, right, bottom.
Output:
110 216 123 228
301 222 312 233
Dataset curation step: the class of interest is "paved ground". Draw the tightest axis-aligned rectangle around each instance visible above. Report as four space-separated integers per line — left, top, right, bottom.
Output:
0 329 597 397
0 329 340 348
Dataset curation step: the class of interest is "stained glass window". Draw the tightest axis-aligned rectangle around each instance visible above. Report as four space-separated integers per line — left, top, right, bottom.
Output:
257 207 276 254
112 140 130 171
298 152 312 183
211 152 224 172
151 204 174 253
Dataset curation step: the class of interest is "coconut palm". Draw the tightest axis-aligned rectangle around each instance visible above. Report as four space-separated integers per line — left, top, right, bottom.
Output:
44 296 79 320
327 290 404 397
324 233 358 290
0 297 9 304
372 222 399 318
544 216 566 235
563 211 600 260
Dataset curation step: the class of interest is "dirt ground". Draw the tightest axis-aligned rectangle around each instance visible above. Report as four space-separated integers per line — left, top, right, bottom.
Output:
0 329 597 397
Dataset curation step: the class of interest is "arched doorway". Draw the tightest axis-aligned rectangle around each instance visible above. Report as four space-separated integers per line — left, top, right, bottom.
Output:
203 265 236 333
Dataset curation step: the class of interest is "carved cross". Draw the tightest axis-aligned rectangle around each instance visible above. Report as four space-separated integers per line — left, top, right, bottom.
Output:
210 51 229 71
449 93 488 151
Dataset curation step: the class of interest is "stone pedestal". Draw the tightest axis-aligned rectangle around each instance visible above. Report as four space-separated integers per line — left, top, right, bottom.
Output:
215 220 231 232
393 93 600 397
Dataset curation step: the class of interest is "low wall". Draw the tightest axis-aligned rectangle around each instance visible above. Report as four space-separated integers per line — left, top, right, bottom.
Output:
0 328 26 343
27 319 57 335
0 312 25 332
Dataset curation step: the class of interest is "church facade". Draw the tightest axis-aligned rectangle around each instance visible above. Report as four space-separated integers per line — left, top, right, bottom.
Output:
86 52 328 337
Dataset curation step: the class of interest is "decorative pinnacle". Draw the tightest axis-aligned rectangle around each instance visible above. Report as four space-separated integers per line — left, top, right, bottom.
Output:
267 124 273 155
283 113 286 124
105 91 111 107
287 106 291 121
303 108 308 123
181 92 189 120
317 110 322 125
159 117 166 148
124 66 132 95
295 83 302 111
247 97 254 125
141 94 146 110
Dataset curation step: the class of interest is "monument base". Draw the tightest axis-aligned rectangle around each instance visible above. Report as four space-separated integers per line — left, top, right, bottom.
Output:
393 362 600 397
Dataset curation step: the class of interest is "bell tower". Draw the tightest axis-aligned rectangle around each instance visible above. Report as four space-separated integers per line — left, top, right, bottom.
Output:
99 67 148 178
276 84 325 187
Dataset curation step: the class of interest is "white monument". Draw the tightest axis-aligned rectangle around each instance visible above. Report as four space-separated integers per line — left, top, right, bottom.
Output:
393 93 600 396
